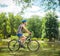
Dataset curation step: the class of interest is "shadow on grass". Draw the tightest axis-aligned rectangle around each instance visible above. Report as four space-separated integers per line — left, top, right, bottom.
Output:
0 48 60 56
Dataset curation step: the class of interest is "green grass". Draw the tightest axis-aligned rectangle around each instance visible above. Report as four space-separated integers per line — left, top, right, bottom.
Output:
0 37 60 56
0 48 60 56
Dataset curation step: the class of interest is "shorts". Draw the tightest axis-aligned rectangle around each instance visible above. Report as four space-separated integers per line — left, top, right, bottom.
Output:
17 33 23 37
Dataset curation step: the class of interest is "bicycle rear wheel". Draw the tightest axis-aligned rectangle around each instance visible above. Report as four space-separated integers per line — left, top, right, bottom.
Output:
27 40 40 51
8 39 20 51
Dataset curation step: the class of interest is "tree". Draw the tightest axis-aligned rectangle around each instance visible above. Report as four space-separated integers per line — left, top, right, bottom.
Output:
8 13 23 35
14 14 23 32
0 13 7 38
13 0 32 14
13 0 60 13
27 15 42 37
41 17 46 40
8 13 15 35
42 11 59 41
40 0 60 11
0 12 23 38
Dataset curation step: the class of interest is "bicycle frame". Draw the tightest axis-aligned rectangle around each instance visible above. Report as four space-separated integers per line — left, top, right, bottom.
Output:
17 35 32 45
26 35 32 42
8 34 40 51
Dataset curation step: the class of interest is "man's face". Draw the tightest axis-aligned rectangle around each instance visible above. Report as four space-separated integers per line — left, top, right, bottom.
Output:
24 22 27 26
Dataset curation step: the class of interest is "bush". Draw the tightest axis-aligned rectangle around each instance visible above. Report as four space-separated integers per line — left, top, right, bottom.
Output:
41 11 59 41
27 15 42 38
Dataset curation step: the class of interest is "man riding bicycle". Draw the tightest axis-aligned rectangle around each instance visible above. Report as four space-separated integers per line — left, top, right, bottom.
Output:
17 20 31 48
8 20 39 51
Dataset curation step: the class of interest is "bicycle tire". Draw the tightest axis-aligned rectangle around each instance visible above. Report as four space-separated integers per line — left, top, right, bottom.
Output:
27 40 40 51
8 39 20 51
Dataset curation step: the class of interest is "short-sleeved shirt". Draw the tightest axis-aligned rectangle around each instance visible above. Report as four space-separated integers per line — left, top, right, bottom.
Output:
17 24 25 37
17 24 24 34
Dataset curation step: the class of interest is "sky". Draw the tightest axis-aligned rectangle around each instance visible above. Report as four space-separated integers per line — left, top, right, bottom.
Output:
0 0 60 20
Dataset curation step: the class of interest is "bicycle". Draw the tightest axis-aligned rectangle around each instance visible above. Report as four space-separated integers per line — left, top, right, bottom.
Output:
8 35 40 52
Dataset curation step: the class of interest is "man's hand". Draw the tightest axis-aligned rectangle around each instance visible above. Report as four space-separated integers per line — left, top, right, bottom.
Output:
29 32 32 35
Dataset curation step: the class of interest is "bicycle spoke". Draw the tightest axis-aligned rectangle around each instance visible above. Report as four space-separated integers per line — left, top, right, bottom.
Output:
8 39 20 51
27 40 40 51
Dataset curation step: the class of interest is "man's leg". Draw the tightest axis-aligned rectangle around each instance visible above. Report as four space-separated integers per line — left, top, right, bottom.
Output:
20 35 27 44
19 35 27 48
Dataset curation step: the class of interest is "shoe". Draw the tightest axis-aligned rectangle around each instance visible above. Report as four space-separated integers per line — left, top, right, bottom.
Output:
18 40 25 48
20 44 25 49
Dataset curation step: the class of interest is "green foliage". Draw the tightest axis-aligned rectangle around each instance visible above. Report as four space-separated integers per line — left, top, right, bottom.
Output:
13 0 32 14
27 15 42 38
8 13 23 35
0 13 7 38
40 0 59 11
59 22 60 27
13 0 60 13
0 13 23 38
8 13 22 35
41 11 59 41
0 12 59 40
41 17 46 39
14 14 23 30
24 0 31 3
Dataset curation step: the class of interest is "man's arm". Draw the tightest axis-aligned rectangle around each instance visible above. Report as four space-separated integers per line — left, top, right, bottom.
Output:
22 26 31 34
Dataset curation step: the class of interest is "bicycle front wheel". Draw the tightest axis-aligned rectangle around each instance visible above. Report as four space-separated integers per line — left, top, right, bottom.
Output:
27 40 40 51
8 39 20 51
